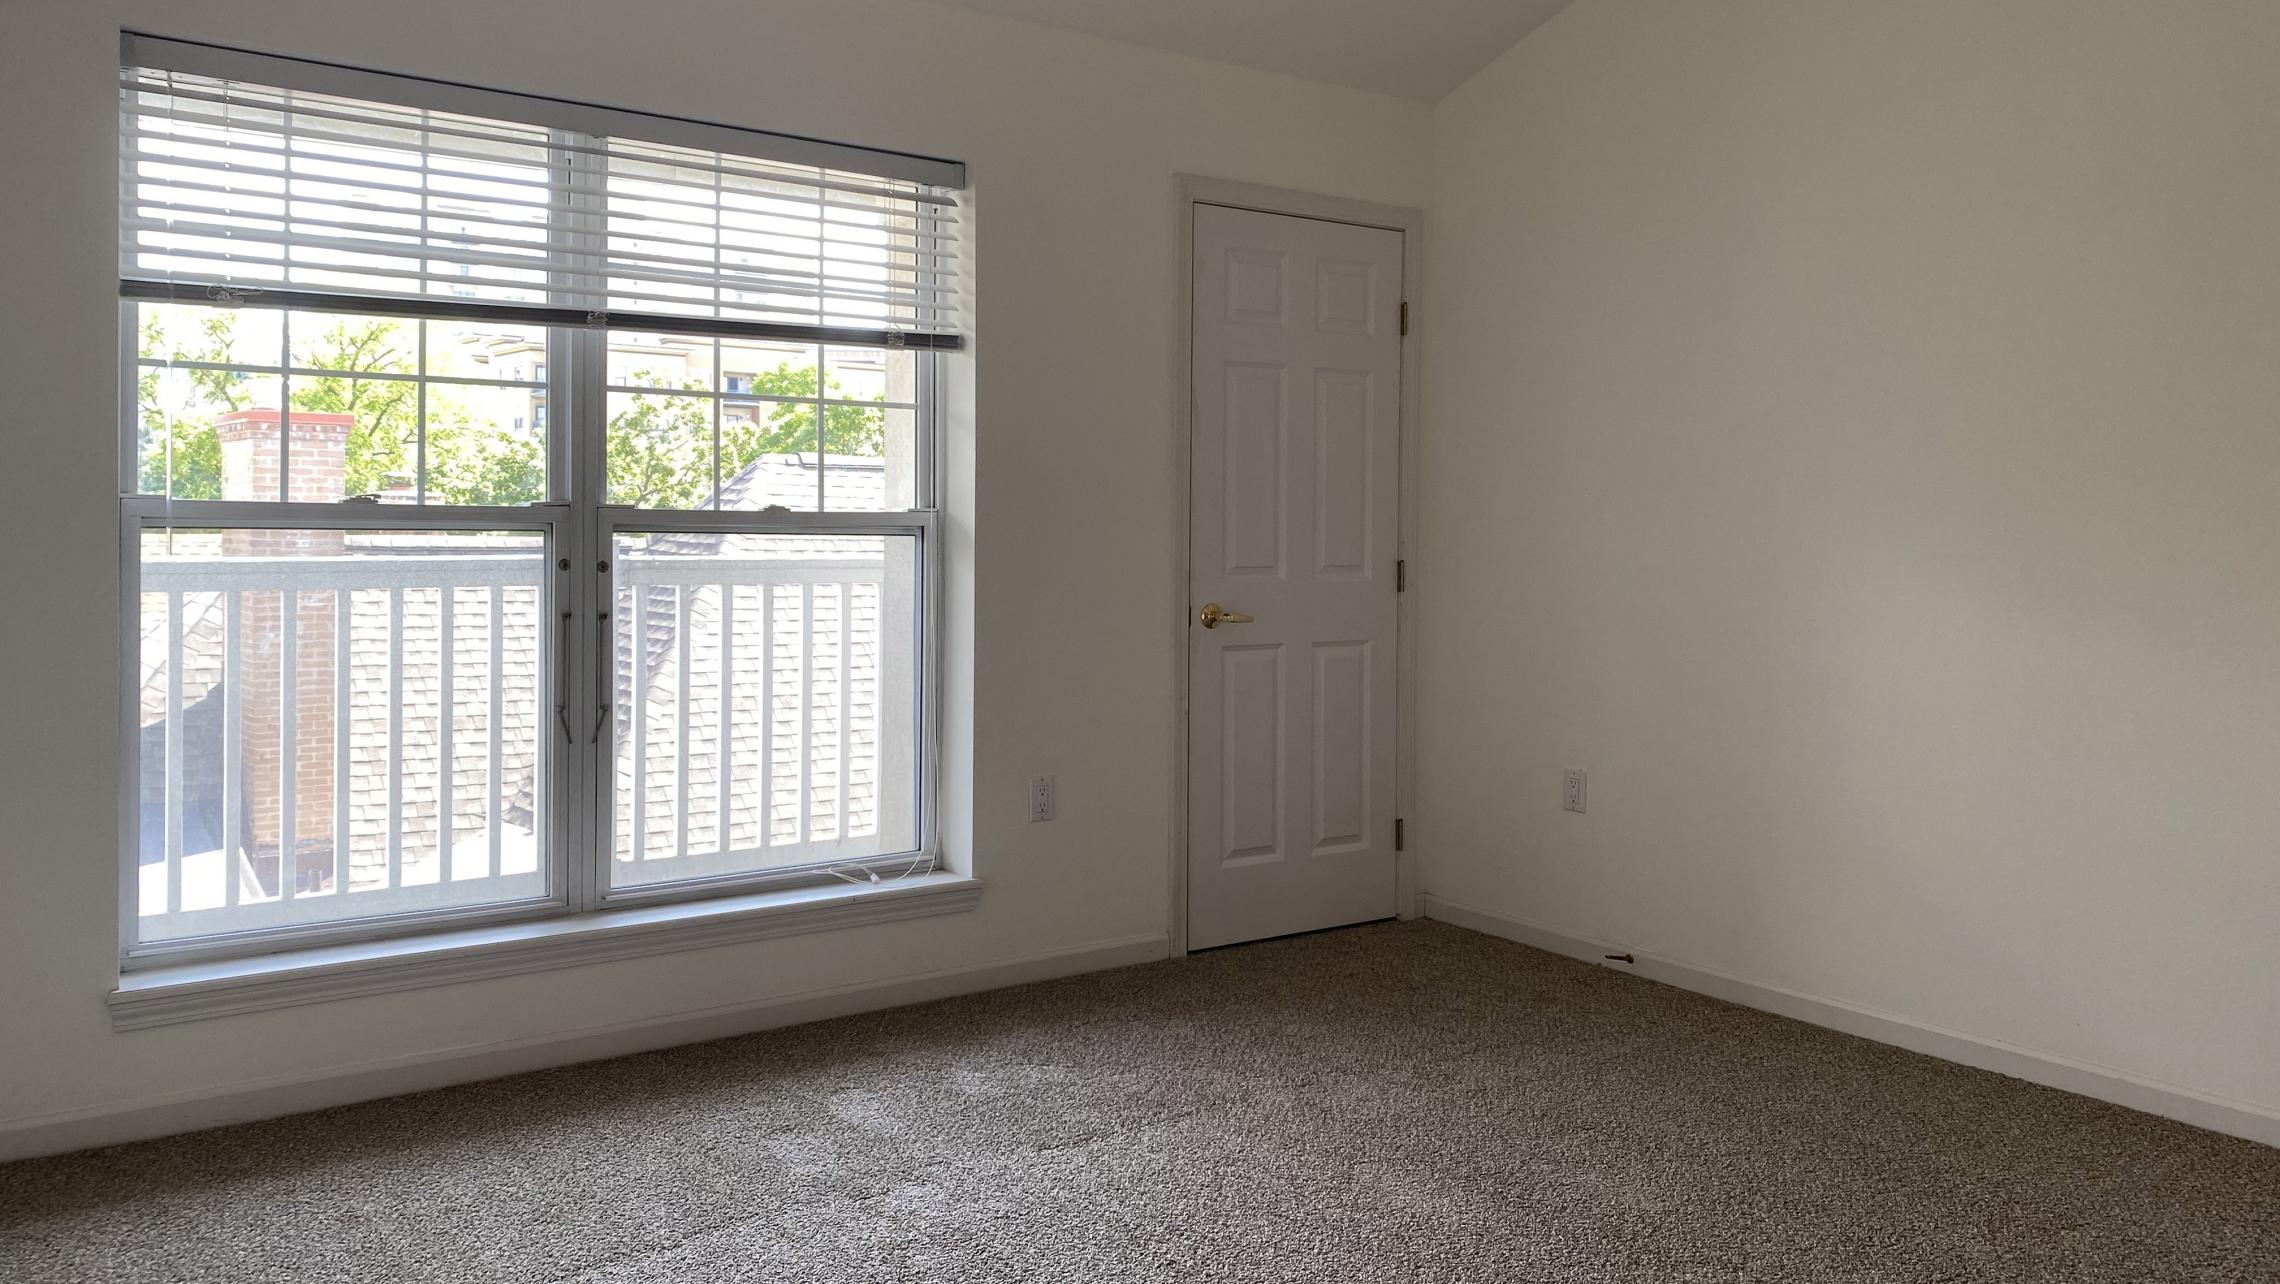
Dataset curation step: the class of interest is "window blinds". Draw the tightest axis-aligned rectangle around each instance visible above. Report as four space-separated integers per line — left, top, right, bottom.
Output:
119 35 965 349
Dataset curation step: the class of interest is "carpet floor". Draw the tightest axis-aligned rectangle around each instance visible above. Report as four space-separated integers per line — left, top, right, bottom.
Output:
2 921 2276 1282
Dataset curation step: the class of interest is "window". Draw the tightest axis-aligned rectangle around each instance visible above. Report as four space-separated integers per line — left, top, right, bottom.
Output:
119 35 964 965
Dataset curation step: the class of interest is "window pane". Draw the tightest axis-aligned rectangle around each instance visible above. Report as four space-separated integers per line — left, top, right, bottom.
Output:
821 348 916 510
718 337 818 397
136 528 551 945
425 320 548 382
596 333 919 513
134 364 282 500
606 390 716 508
138 302 283 368
292 383 411 503
608 530 921 890
823 345 914 406
133 303 557 505
288 313 416 375
607 333 715 391
862 408 918 511
719 401 822 513
426 381 547 506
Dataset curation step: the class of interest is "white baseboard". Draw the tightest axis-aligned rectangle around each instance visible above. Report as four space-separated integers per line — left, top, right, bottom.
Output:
1422 895 2280 1150
0 933 1169 1163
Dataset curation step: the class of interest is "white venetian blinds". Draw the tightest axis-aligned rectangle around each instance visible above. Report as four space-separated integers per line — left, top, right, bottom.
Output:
118 35 965 347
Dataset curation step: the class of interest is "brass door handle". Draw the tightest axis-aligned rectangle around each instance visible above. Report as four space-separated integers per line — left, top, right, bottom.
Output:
1198 603 1254 629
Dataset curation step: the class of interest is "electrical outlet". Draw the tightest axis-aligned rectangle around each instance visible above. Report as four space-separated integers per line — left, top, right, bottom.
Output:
1562 768 1588 814
1028 775 1056 823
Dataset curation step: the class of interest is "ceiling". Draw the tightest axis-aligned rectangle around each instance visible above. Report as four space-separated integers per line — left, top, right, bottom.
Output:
907 0 1577 100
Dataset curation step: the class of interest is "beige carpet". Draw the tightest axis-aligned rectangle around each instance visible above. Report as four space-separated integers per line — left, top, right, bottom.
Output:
2 921 2276 1282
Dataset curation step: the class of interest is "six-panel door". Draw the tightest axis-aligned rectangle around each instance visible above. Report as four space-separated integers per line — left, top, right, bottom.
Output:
1188 203 1402 950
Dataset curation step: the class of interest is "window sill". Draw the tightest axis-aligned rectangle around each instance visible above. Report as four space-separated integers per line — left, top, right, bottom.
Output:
109 873 981 1031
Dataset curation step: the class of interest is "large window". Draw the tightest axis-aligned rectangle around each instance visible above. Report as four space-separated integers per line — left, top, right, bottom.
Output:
118 36 963 964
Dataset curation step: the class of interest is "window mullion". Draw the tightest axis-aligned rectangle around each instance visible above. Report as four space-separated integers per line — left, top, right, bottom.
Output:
557 128 611 915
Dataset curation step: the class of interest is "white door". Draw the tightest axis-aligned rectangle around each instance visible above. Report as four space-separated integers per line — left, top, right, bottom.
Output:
1188 203 1403 950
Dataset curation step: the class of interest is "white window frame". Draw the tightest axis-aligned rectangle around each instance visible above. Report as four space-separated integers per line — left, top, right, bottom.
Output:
118 495 578 965
120 323 945 971
569 318 946 918
115 41 956 972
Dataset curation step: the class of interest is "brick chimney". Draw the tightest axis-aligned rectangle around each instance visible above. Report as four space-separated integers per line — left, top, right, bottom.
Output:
217 409 354 894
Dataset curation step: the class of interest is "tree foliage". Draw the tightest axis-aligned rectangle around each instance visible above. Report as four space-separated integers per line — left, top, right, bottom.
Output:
731 365 885 457
608 366 887 509
135 314 234 499
604 386 711 509
285 319 421 498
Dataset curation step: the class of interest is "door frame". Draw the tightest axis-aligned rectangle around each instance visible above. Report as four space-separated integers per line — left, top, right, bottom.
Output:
1168 175 1425 958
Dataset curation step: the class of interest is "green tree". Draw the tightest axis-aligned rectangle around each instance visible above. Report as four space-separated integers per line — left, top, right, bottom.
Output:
725 365 885 458
429 418 546 507
601 364 888 509
135 312 241 499
288 318 419 498
136 372 223 499
606 378 713 508
182 311 257 413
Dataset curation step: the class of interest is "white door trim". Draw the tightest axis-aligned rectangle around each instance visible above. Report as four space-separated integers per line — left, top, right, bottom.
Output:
1168 176 1424 958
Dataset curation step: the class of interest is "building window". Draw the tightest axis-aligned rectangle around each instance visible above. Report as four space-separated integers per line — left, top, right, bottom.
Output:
119 37 964 965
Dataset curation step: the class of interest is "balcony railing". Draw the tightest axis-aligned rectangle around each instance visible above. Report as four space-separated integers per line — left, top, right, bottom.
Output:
611 555 901 890
136 543 906 947
138 550 549 944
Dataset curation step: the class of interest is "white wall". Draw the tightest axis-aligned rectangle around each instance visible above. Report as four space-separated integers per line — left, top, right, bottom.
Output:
0 0 1429 1149
1421 0 2280 1120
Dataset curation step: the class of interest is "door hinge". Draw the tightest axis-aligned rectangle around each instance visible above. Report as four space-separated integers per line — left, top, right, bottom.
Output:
1395 818 1405 851
1396 559 1406 592
1399 301 1410 336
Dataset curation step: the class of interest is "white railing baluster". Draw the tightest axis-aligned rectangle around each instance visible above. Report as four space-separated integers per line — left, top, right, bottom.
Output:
675 585 692 858
487 587 503 879
437 586 455 883
164 589 184 916
716 584 733 855
632 586 648 864
223 592 240 908
334 588 350 896
278 588 298 902
387 585 404 889
836 581 851 841
799 583 814 847
760 585 774 850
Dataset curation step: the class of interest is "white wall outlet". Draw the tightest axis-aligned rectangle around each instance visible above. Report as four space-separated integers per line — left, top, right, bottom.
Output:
1562 768 1588 814
1028 775 1056 823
